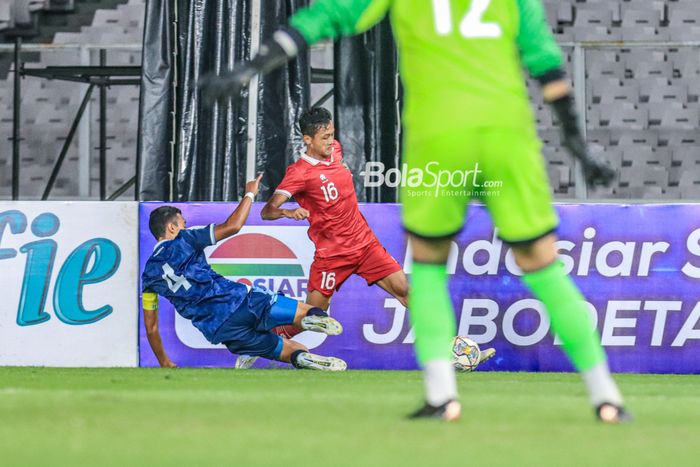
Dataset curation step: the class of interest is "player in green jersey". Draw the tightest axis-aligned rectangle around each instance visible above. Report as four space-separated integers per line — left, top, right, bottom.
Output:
199 0 629 424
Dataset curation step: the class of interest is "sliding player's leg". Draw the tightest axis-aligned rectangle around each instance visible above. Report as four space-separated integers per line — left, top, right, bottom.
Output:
306 289 332 310
233 289 342 369
251 290 343 337
270 257 351 339
225 331 346 371
481 127 629 423
280 338 347 371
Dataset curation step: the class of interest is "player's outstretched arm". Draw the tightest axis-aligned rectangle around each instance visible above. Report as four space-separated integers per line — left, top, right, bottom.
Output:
516 0 615 188
538 75 615 188
213 175 262 242
261 193 309 221
198 0 391 105
143 294 176 368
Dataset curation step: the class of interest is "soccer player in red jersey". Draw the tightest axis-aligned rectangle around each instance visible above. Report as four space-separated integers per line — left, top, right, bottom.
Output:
235 108 407 368
235 107 495 370
264 107 408 319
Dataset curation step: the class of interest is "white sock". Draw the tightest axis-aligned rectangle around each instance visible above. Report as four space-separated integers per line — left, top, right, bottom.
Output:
424 360 458 406
582 361 624 407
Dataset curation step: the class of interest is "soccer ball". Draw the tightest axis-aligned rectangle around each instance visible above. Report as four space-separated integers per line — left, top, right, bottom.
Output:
452 336 481 372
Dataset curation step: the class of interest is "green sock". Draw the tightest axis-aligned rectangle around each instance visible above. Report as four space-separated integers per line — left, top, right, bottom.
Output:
522 260 605 371
409 262 456 365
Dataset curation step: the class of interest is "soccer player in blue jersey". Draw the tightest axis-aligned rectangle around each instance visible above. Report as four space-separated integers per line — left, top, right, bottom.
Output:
141 176 347 371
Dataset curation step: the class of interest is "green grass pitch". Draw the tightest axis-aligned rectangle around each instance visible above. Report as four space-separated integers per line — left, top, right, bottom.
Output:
0 368 698 466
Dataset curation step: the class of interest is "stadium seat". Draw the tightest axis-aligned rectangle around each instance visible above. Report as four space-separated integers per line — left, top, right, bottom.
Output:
621 9 661 28
636 77 671 101
553 2 573 24
600 103 648 130
672 147 700 167
667 48 700 79
571 26 620 41
547 164 571 194
0 2 10 31
577 1 621 23
669 7 700 28
621 27 667 42
621 49 666 72
680 185 700 199
574 7 613 28
659 106 700 129
621 147 671 168
587 77 623 104
613 129 659 148
587 58 625 81
538 129 561 147
647 84 689 104
598 86 639 104
587 129 613 148
660 130 700 149
679 170 700 188
623 1 666 22
619 165 669 188
631 60 673 79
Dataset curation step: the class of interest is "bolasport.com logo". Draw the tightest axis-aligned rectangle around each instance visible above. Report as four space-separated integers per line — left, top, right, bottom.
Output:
359 161 503 198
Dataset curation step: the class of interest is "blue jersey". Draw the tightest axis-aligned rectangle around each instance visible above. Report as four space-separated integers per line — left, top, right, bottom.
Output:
141 224 249 343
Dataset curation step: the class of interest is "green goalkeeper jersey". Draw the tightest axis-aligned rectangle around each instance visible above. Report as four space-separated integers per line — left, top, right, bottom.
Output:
291 0 562 135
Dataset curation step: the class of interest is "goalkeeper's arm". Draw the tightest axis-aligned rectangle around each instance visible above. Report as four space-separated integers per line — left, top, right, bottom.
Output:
198 0 391 104
535 69 615 188
516 0 615 187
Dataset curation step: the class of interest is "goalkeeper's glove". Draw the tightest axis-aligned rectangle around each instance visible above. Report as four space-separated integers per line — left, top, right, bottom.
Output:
198 27 307 106
539 71 616 189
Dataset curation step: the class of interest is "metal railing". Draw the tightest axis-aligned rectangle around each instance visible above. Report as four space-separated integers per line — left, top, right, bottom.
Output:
2 40 142 200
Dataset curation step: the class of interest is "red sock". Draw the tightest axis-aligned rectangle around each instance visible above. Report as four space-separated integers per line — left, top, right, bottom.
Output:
273 325 301 339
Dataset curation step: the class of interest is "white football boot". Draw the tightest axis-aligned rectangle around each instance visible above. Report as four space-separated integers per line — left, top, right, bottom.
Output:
300 315 343 335
478 347 496 365
295 352 347 371
234 355 259 369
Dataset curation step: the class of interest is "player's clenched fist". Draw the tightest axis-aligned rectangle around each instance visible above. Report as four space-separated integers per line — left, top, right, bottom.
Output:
286 207 310 221
245 174 263 196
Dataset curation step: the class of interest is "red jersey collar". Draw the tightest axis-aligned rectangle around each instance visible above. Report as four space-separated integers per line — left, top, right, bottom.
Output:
301 152 334 166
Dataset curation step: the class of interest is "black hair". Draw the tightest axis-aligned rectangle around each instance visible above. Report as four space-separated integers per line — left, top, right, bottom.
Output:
299 107 332 137
149 206 182 239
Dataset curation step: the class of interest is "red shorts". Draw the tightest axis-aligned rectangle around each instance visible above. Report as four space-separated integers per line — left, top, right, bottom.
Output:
308 240 402 297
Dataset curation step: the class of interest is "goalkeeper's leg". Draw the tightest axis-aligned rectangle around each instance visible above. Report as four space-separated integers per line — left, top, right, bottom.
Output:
513 234 629 423
406 234 461 421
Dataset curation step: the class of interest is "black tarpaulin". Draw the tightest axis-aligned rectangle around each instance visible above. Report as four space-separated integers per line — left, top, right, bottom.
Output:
137 0 173 201
176 0 251 201
334 17 401 203
138 0 311 201
255 0 310 201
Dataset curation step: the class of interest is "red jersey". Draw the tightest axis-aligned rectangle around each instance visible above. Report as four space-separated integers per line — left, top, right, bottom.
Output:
275 140 377 258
